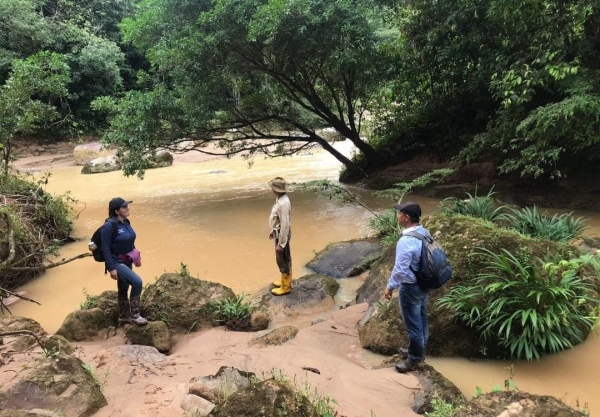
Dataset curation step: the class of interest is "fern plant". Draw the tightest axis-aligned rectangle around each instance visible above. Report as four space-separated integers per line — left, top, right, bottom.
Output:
437 249 600 361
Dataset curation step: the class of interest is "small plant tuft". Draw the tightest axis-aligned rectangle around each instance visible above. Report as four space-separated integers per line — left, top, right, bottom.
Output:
500 206 588 242
440 187 505 222
209 293 254 331
79 288 99 310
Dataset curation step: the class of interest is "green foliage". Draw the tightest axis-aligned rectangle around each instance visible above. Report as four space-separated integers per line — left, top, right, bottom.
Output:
79 287 99 310
177 261 190 277
374 169 456 202
437 250 600 361
424 399 457 417
98 0 396 176
0 51 70 172
440 188 506 223
368 208 400 247
501 206 588 242
209 293 254 331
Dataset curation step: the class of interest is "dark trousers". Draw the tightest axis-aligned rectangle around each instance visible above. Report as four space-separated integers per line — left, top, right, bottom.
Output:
399 282 429 362
275 231 292 273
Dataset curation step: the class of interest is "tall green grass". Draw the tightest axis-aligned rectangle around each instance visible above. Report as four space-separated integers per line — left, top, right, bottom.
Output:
500 206 587 242
440 188 505 222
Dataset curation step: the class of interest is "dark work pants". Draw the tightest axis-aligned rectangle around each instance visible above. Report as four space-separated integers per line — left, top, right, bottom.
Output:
275 230 292 274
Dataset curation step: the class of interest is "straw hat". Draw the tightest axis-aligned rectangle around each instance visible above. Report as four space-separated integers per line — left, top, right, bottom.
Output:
268 177 288 193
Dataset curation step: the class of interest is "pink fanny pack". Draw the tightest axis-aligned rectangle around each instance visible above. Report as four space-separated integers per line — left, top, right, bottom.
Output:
119 249 142 266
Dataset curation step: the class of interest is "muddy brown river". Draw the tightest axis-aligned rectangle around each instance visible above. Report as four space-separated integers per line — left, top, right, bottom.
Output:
8 142 600 415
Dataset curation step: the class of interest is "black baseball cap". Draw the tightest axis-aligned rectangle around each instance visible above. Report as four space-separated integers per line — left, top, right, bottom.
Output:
393 201 422 218
109 197 132 212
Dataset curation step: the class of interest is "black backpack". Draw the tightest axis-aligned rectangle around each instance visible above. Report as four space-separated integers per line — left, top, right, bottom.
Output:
90 219 118 262
405 230 453 289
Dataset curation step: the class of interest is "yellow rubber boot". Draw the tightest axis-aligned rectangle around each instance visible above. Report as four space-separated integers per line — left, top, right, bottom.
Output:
271 272 291 296
273 269 292 287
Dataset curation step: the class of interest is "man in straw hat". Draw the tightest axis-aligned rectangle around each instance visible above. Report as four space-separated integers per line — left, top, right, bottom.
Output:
268 177 292 295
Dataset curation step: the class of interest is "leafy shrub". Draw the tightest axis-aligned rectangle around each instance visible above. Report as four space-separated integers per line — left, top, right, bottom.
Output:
209 293 254 331
501 206 587 242
437 249 600 361
440 188 505 222
368 208 400 247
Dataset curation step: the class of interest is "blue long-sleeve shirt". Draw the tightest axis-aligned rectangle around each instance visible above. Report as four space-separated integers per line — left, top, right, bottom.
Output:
100 217 136 272
386 225 425 290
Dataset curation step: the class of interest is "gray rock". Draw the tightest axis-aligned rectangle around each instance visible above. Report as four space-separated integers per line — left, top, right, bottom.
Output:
0 316 47 352
81 155 121 174
145 151 173 169
249 274 339 322
125 321 171 352
44 335 74 355
73 142 116 165
111 345 166 363
189 382 217 403
249 311 270 331
307 239 382 278
180 394 215 416
190 366 255 402
248 326 298 348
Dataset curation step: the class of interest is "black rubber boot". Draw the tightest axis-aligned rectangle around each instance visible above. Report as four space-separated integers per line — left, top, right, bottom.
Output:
399 347 425 360
118 298 132 324
395 359 422 373
129 296 148 326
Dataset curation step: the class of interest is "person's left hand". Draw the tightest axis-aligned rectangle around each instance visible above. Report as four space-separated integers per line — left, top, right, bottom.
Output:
384 288 393 299
135 261 142 267
276 244 284 252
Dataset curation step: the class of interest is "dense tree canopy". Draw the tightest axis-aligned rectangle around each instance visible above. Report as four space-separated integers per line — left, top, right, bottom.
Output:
96 0 397 175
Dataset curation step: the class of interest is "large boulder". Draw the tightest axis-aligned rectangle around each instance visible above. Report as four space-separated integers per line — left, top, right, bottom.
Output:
0 354 107 417
306 238 383 278
357 213 579 358
453 391 585 417
0 316 47 353
55 308 115 342
81 155 121 174
124 321 171 353
142 273 235 333
145 151 173 169
249 274 340 322
208 378 318 417
73 142 116 165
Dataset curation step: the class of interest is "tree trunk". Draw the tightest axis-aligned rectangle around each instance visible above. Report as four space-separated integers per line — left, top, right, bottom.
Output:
314 136 370 178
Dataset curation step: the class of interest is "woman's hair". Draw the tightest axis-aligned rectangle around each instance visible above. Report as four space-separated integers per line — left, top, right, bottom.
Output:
108 208 117 218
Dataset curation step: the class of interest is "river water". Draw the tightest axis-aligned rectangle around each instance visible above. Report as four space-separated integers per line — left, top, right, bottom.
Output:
8 142 600 415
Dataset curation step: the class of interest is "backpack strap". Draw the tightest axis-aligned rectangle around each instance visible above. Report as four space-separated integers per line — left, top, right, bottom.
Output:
403 230 432 243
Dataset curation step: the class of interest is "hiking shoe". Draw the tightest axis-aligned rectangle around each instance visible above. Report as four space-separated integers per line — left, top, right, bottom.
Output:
395 359 422 373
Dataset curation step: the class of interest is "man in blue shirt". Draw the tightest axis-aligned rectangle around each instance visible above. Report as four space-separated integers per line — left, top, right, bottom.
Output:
384 202 428 373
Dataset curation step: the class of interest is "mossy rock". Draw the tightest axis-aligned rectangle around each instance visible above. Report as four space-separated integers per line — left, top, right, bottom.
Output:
44 335 75 355
0 316 47 353
209 378 318 417
145 151 173 169
248 326 299 347
356 213 580 359
453 391 585 417
0 354 107 417
249 274 340 323
141 273 235 333
124 321 171 353
55 308 115 342
412 364 465 414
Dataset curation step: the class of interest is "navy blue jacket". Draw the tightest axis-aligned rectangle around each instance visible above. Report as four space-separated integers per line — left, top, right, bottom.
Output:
100 217 136 272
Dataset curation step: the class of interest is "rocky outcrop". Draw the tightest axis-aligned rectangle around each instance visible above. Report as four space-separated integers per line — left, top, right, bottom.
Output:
356 213 579 358
250 274 340 322
55 308 115 342
306 238 383 278
190 366 255 404
181 394 214 416
0 354 107 417
44 335 74 355
208 378 318 417
124 321 171 352
453 391 585 417
142 273 235 333
0 316 47 353
73 142 116 165
81 155 122 174
248 326 299 347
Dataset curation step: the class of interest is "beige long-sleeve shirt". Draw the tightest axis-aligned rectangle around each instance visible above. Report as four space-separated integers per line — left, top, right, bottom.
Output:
269 194 291 248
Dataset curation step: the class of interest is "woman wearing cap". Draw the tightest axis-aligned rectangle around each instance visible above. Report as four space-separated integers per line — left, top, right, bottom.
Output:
268 177 292 295
100 197 147 326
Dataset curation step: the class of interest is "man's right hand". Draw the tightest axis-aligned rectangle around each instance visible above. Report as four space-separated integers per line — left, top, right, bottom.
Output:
109 269 118 280
384 288 393 299
269 231 274 240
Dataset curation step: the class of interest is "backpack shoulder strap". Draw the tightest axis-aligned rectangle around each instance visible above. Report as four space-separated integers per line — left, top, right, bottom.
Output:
105 218 119 240
404 230 432 243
